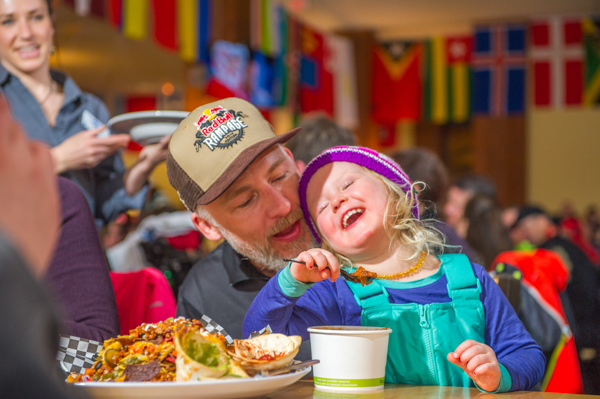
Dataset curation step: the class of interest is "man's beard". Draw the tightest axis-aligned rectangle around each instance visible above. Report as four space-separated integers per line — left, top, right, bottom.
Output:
218 209 316 273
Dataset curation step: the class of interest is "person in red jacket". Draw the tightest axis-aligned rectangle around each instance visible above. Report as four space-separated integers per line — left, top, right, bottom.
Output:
492 249 583 394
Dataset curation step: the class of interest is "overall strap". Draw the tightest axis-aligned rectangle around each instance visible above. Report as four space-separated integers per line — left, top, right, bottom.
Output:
439 254 481 302
346 279 390 310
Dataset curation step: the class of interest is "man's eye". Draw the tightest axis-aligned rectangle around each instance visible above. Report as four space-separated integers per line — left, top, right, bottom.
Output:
273 172 287 183
0 18 13 25
237 196 254 209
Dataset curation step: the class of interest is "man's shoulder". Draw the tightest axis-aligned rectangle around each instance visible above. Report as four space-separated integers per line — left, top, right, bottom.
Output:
185 241 228 274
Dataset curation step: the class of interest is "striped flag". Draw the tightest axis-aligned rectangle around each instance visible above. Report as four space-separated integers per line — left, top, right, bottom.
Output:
122 0 148 41
152 0 177 50
424 36 472 124
472 23 526 116
372 41 422 123
107 0 122 29
177 0 212 63
272 6 289 106
530 16 584 108
583 17 600 106
299 25 334 116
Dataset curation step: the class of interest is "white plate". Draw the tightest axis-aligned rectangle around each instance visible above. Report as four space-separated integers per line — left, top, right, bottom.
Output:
74 366 311 399
108 110 189 145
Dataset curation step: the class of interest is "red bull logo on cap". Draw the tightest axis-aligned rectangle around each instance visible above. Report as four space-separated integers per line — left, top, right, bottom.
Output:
193 106 248 152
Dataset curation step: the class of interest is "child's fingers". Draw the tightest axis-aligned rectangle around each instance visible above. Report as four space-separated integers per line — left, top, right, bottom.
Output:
446 352 465 369
309 250 331 271
322 251 340 281
464 354 490 374
295 253 316 269
450 339 479 360
472 361 494 377
458 344 487 365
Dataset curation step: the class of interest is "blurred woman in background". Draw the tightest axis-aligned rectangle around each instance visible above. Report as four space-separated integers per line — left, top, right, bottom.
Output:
0 0 169 228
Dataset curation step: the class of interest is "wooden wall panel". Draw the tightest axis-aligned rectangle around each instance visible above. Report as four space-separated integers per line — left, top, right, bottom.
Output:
471 116 526 207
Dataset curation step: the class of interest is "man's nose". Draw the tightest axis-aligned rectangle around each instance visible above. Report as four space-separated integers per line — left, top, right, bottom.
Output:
265 185 293 218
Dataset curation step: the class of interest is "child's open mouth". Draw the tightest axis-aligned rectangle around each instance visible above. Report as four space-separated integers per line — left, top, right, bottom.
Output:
342 208 365 229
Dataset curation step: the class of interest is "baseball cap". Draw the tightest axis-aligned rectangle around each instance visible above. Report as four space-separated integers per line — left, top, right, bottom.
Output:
166 98 300 211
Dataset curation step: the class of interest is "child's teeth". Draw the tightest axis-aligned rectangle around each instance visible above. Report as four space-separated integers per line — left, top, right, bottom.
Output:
343 209 364 229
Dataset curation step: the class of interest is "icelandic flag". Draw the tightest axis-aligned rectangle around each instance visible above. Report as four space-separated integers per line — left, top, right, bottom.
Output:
472 24 527 116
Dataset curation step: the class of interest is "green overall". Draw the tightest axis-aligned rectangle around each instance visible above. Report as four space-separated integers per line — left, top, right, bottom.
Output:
346 254 485 386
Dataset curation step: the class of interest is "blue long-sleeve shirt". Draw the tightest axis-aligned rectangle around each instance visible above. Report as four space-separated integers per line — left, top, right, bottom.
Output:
0 66 146 228
244 259 545 392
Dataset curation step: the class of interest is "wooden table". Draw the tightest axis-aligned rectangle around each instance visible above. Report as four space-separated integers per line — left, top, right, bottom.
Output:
264 380 598 399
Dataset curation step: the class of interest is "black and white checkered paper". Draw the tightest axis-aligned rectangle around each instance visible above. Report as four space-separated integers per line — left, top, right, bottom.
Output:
248 324 273 339
56 335 101 374
200 314 233 345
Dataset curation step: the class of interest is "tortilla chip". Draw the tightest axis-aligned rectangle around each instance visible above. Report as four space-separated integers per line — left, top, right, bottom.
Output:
123 361 162 382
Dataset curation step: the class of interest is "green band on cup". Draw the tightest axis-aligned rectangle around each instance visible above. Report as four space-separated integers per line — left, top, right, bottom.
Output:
314 376 385 388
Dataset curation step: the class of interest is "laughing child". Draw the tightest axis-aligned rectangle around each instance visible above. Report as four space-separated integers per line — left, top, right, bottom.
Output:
243 146 544 392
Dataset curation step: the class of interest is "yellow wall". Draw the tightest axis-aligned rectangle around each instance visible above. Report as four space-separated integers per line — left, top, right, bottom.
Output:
528 108 600 214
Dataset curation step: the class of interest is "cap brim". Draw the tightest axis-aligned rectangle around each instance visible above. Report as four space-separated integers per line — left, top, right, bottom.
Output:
198 127 301 205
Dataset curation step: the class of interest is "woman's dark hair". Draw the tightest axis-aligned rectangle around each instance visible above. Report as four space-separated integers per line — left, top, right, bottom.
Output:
45 0 53 14
463 195 512 270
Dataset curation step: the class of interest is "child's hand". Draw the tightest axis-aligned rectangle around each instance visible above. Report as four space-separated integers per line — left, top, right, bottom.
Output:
290 249 340 284
447 340 501 392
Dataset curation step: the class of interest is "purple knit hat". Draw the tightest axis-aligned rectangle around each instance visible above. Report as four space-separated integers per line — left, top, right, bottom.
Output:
298 146 419 244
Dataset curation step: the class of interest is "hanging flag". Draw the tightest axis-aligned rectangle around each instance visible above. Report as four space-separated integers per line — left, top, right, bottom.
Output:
424 36 472 124
207 41 250 99
250 52 275 109
177 0 197 62
530 16 584 108
583 18 600 106
197 0 212 64
272 6 289 106
371 41 421 124
472 23 527 116
152 0 177 51
122 0 148 41
446 36 472 122
329 35 359 129
177 0 211 63
286 15 302 113
107 0 122 29
299 25 334 116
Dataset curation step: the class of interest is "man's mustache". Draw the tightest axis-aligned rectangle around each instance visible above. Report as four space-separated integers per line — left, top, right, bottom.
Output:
268 208 304 237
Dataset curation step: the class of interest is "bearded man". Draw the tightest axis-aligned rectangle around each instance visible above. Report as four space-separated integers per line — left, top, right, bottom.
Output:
166 98 316 345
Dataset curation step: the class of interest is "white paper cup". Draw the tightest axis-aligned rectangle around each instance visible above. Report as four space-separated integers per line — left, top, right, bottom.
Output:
308 326 392 392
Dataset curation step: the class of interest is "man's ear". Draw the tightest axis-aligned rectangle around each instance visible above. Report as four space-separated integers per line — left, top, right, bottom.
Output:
295 159 306 174
191 212 223 241
282 146 303 174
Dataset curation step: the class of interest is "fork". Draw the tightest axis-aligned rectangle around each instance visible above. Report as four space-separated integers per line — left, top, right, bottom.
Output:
283 259 367 284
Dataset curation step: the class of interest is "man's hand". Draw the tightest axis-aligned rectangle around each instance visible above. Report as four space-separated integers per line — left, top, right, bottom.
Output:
447 340 501 392
0 96 60 277
290 248 340 283
51 127 130 173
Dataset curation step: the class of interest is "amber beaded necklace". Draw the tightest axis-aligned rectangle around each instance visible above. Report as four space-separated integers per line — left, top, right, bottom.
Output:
376 250 427 280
